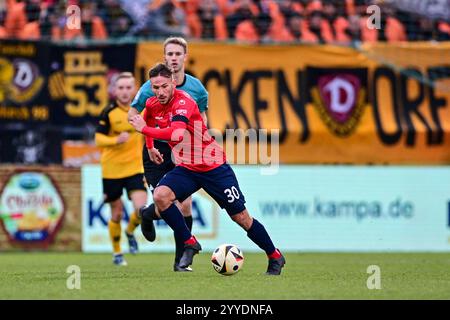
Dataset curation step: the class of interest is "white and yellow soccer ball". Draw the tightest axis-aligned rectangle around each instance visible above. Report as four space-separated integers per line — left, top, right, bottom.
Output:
211 244 244 276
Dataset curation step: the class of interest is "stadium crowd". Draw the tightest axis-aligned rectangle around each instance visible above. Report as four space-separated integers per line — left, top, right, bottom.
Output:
0 0 449 43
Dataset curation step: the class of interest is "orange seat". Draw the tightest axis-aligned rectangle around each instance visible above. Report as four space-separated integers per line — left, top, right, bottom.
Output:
186 12 202 38
300 19 320 43
301 16 335 43
0 25 8 39
386 16 407 42
269 24 295 42
439 22 450 35
334 16 351 43
18 21 40 40
214 14 228 40
216 0 240 16
360 15 407 42
346 0 355 16
63 16 108 40
5 0 26 38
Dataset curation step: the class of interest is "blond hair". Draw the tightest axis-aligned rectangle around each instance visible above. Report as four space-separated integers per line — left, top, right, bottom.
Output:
115 72 134 83
163 37 188 53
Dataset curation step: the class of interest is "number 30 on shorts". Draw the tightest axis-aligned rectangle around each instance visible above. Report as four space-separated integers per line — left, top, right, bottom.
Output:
224 186 240 203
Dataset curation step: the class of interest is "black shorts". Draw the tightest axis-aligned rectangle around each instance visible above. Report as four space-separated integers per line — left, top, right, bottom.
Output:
143 140 175 189
102 173 146 203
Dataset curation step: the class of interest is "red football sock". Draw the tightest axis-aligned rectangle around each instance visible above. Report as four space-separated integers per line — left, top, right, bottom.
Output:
184 236 197 245
268 249 282 259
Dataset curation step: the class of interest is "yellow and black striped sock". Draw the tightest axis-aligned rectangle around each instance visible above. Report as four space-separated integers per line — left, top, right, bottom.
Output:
126 211 141 235
108 220 122 254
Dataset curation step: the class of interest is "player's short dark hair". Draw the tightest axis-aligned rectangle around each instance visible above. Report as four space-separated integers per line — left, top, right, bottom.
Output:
163 37 188 53
148 63 173 79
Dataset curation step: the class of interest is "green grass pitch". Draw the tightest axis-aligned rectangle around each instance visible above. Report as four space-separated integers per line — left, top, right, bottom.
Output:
0 252 449 299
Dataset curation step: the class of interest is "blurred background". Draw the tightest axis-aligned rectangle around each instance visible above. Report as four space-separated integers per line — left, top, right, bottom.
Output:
0 0 449 254
1 0 449 42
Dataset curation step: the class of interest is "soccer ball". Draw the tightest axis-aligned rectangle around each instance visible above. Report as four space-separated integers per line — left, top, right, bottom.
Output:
211 244 244 276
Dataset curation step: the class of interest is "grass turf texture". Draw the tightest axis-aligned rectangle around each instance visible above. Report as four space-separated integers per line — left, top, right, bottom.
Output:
0 252 449 299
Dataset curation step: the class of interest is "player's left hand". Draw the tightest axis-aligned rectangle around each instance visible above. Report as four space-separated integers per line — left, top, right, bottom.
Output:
130 115 146 133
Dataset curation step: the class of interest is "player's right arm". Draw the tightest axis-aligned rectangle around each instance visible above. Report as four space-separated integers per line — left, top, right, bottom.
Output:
130 97 195 142
95 106 128 147
142 103 164 165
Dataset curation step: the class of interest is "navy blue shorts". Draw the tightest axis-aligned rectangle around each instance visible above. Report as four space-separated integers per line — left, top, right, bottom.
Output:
157 163 246 216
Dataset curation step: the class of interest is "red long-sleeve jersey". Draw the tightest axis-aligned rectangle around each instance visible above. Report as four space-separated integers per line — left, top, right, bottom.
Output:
143 89 226 172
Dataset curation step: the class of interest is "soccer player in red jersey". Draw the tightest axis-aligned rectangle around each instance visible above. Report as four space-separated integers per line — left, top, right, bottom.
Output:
129 37 209 272
130 63 285 275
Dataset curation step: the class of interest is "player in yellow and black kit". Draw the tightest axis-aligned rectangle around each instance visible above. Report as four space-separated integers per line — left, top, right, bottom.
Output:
95 72 148 266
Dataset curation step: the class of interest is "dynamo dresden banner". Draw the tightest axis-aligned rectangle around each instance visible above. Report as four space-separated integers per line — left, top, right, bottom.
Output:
136 42 450 164
0 40 50 124
0 40 136 127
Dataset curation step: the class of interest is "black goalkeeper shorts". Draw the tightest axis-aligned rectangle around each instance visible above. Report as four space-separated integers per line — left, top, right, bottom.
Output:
142 140 175 190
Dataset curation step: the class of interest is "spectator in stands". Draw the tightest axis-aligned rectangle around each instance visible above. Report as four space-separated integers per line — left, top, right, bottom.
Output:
279 10 328 43
235 11 272 44
414 17 450 42
17 0 41 39
175 0 202 39
18 0 68 40
1 0 449 42
255 0 280 18
44 1 68 40
275 0 328 43
255 0 294 42
283 11 300 40
4 0 26 38
358 1 406 42
196 0 228 40
225 0 256 39
303 9 334 43
216 0 241 17
378 3 407 42
0 4 7 38
278 0 304 18
119 0 151 36
283 12 306 42
344 14 362 43
98 0 133 38
64 1 108 40
38 4 57 40
322 0 352 43
144 0 189 38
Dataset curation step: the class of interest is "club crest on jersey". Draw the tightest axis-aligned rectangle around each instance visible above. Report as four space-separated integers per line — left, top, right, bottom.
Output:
179 99 186 105
310 72 367 137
